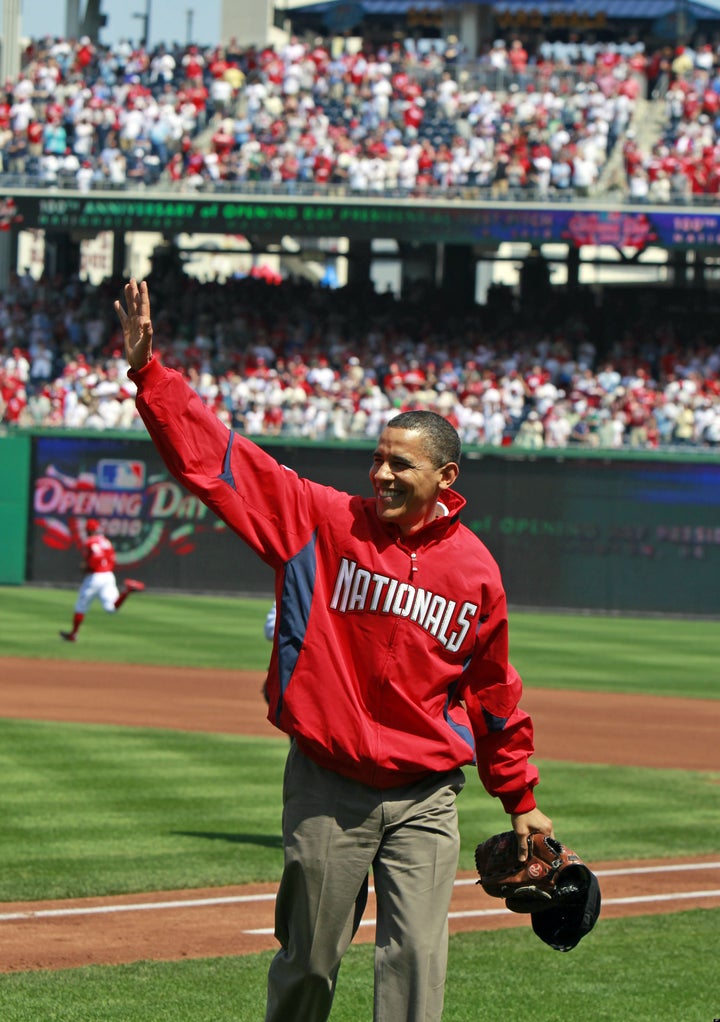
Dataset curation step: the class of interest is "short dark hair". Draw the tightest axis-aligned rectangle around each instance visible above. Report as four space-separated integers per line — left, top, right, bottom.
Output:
386 410 462 467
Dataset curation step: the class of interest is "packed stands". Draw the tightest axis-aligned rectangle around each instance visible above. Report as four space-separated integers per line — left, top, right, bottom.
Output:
2 31 718 201
1 271 719 449
1 31 719 449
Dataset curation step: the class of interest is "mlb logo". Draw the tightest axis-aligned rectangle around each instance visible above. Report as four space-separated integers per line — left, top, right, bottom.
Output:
97 460 146 490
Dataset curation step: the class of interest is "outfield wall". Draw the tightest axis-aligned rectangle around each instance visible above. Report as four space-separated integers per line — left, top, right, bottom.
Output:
3 430 719 616
0 433 30 584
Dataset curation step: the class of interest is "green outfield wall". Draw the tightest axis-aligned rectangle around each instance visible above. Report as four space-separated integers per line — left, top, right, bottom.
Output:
3 430 719 616
0 433 30 584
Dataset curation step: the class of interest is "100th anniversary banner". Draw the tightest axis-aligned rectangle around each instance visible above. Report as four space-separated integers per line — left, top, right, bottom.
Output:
4 191 720 250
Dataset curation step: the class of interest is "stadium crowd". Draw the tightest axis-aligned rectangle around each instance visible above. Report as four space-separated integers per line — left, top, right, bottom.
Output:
1 270 719 450
622 43 720 201
1 28 720 450
2 30 720 199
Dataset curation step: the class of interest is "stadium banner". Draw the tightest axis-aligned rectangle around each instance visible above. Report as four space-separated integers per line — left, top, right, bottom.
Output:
25 434 720 614
3 191 720 250
29 434 275 593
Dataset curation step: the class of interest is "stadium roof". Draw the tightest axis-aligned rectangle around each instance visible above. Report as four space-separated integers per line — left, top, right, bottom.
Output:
289 1 445 15
491 0 720 17
289 0 720 18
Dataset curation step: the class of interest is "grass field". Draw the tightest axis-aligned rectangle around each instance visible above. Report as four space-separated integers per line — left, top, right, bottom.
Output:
1 585 718 698
0 586 719 1021
3 720 719 903
2 913 717 1022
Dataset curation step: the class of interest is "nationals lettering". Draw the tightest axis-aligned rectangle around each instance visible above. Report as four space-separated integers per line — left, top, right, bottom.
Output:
330 557 478 653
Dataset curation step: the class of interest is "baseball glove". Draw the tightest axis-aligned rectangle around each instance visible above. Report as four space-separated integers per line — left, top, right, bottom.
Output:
475 831 594 914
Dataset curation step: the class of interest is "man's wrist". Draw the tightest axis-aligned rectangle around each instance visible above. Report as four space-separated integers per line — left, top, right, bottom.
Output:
128 354 155 377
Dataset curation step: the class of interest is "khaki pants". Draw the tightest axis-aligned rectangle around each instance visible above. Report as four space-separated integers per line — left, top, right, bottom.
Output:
265 744 464 1022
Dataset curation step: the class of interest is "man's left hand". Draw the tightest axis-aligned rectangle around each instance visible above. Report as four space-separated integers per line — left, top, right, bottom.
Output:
510 808 554 861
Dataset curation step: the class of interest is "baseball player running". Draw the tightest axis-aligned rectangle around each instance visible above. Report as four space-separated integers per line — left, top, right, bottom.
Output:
59 518 144 641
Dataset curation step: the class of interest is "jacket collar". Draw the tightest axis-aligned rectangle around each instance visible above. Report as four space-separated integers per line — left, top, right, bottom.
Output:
377 486 466 543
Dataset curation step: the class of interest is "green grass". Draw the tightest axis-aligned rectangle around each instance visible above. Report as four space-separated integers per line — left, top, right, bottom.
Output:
0 722 288 900
1 586 719 699
1 719 718 902
509 612 720 698
1 911 717 1022
0 586 273 670
1 586 719 1019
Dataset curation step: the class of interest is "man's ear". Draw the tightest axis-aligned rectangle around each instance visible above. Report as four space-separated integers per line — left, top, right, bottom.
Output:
438 461 459 489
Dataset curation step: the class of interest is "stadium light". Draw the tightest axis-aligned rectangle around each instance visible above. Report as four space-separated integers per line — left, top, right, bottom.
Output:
133 0 152 47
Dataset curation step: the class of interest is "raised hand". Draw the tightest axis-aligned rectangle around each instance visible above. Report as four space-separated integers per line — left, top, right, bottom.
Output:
115 279 153 372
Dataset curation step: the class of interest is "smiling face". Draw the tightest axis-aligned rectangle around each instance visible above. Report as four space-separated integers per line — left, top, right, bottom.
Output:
370 427 459 535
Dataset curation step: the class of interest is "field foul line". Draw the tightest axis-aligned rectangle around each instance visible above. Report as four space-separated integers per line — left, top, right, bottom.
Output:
453 860 720 886
0 892 277 922
1 862 719 924
246 890 720 935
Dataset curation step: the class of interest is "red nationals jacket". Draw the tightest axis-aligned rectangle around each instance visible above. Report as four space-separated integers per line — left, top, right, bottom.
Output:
131 358 539 813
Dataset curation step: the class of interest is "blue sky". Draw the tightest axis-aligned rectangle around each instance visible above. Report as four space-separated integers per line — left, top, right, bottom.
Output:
19 0 222 49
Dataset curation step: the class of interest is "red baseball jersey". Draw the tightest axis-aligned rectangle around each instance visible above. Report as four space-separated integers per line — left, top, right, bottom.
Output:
83 533 116 573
